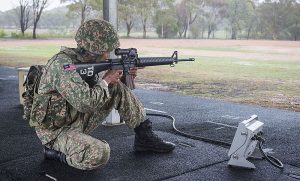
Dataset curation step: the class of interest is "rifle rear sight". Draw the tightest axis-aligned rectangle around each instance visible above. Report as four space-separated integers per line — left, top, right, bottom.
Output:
115 48 137 58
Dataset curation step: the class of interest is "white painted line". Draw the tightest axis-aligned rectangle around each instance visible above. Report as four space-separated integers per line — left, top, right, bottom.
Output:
222 115 241 120
215 127 225 130
221 115 232 118
45 174 57 181
144 108 167 114
0 76 17 80
205 121 238 129
149 101 164 105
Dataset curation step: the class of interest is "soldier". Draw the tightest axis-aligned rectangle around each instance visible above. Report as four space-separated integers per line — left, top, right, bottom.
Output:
30 19 175 170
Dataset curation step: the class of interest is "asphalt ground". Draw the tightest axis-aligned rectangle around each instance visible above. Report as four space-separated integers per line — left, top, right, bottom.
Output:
0 66 299 181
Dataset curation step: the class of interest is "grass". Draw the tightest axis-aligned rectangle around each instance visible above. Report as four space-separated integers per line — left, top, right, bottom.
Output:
0 39 299 112
0 45 60 57
0 43 67 67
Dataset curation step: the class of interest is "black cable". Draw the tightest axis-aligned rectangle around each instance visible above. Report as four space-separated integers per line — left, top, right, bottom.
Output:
258 140 284 169
146 112 284 169
146 113 232 147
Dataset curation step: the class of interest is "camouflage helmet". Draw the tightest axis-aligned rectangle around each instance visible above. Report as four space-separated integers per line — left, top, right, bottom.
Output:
75 19 120 54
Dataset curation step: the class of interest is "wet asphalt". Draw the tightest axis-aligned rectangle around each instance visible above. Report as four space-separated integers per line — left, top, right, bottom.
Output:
0 66 299 181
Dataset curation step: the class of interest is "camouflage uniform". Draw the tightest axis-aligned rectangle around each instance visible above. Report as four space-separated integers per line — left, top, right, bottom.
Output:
31 20 146 170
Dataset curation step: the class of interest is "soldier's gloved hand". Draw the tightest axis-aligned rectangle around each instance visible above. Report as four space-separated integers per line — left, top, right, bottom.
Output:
102 70 123 85
128 67 138 78
128 67 144 79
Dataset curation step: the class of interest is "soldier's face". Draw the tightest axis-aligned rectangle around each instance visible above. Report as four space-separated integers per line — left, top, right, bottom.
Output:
99 52 109 61
83 51 108 62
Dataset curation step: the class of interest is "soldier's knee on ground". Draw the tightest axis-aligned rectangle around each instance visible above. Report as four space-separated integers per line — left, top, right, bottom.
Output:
90 140 111 169
68 140 111 170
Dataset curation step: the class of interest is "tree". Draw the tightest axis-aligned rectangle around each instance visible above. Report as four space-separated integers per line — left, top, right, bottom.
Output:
135 0 158 38
281 0 300 40
176 0 204 38
190 15 207 38
61 0 91 25
257 0 300 40
118 0 137 37
0 9 18 28
16 0 31 36
32 0 48 39
176 2 188 38
204 0 226 39
225 0 252 39
287 24 300 40
154 7 178 38
89 0 103 19
40 6 77 28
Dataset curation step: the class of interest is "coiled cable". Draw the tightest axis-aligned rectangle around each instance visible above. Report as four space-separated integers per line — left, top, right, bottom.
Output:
146 112 284 169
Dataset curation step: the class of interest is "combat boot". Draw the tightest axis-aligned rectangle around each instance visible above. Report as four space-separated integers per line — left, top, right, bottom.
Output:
134 119 175 152
44 146 68 164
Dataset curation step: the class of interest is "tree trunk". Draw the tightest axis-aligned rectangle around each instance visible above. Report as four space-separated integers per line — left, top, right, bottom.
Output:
81 11 85 25
207 25 211 39
247 28 251 40
161 24 163 38
272 33 277 40
207 30 211 39
231 28 237 39
143 24 146 38
126 22 132 37
183 24 188 38
81 3 86 25
20 20 25 36
33 22 37 39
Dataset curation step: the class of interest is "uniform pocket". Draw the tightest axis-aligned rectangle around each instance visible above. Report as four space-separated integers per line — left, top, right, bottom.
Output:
29 94 51 128
47 94 68 128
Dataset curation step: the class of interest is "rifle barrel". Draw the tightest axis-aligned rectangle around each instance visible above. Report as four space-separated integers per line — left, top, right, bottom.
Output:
176 58 195 62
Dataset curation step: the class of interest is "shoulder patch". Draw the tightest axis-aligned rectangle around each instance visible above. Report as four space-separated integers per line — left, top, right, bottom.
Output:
63 64 76 71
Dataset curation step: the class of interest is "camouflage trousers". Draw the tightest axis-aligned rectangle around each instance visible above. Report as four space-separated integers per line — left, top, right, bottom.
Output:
45 82 146 170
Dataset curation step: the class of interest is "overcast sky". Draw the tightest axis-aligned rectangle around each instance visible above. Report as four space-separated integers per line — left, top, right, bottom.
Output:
0 0 66 12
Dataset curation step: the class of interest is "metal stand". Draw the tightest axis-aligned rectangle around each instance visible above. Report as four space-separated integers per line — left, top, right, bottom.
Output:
17 67 30 105
228 115 264 169
102 109 124 126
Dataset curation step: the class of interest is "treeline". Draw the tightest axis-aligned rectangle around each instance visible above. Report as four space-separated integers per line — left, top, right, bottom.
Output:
0 0 300 40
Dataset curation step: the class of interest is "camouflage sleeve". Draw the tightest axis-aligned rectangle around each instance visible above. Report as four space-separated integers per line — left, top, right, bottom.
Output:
51 56 110 113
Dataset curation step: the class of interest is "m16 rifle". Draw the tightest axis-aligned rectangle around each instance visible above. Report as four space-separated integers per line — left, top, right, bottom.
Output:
73 48 195 89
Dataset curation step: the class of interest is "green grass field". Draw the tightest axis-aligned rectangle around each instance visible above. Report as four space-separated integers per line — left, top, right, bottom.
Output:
0 39 299 112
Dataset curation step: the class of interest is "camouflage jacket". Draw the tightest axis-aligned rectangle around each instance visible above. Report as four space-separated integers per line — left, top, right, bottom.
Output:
31 47 109 144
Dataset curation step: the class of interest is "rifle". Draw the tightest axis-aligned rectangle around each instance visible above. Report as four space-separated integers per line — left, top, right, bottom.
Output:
73 48 195 89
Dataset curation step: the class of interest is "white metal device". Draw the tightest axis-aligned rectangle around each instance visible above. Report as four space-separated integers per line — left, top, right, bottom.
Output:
228 115 264 169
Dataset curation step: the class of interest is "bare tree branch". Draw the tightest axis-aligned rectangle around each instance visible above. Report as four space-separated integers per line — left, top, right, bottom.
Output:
16 0 31 36
32 0 48 39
